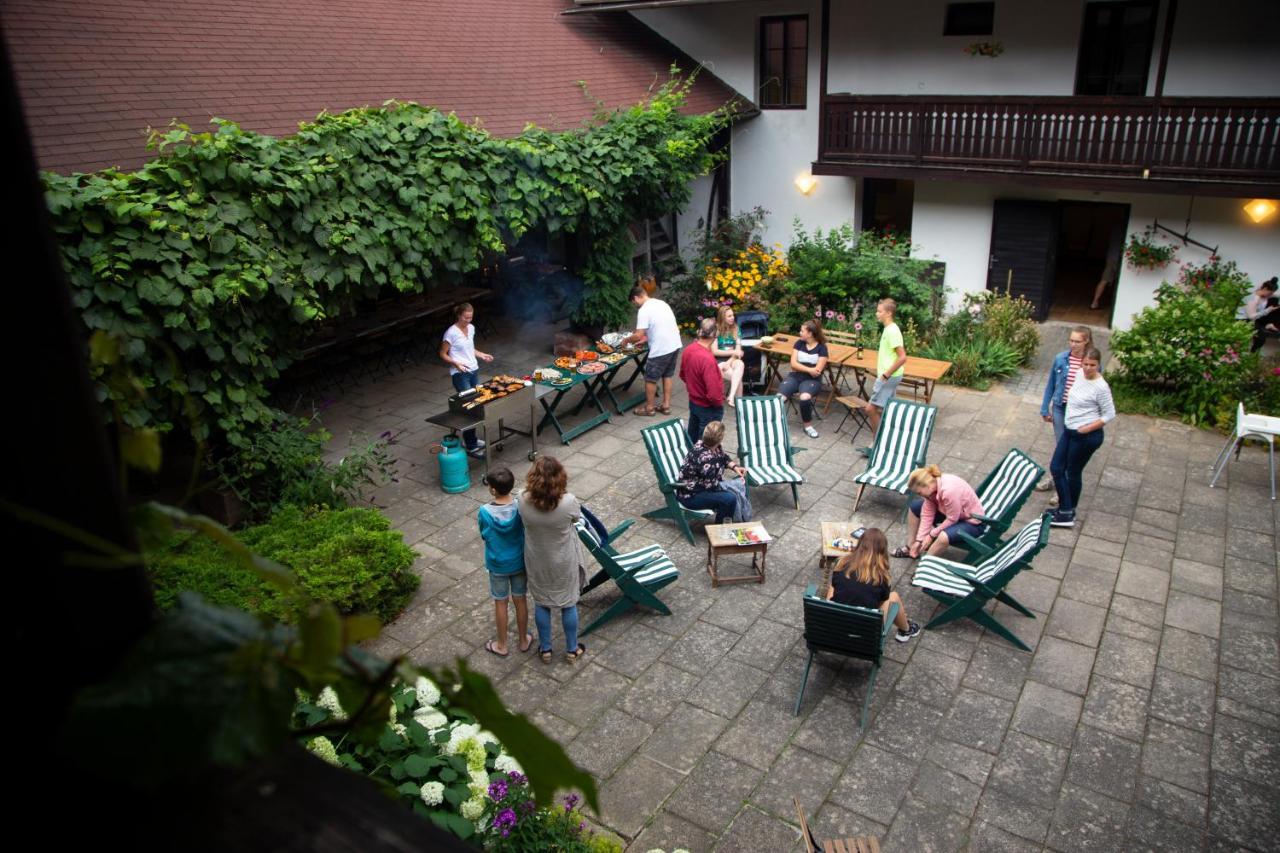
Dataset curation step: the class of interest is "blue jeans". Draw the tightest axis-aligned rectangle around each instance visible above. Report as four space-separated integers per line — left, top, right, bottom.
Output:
1050 401 1067 443
452 370 480 449
687 403 724 445
680 487 737 524
1050 427 1105 515
778 373 823 422
534 604 579 653
908 497 988 544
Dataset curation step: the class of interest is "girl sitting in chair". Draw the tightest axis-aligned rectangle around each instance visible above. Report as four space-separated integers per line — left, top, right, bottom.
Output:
828 528 920 642
894 464 986 559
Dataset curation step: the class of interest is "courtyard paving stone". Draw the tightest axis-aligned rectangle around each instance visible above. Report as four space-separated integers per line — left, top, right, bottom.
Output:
326 318 1278 850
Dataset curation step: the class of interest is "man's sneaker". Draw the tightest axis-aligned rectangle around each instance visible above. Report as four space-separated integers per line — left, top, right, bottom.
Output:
803 425 820 439
895 621 922 643
1050 509 1075 528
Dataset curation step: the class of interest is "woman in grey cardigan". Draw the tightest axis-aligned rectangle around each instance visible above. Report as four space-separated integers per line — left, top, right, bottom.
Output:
518 456 587 664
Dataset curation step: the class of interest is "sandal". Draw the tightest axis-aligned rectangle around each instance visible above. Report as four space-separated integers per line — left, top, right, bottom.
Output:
519 632 535 653
484 639 510 658
565 643 586 663
658 405 672 415
891 546 915 559
539 648 553 664
632 407 657 416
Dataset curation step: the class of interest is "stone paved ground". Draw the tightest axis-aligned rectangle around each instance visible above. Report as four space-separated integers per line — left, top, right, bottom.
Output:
319 319 1278 852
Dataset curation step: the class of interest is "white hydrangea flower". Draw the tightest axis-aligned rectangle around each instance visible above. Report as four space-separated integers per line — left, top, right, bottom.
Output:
477 728 499 747
307 736 341 766
494 753 523 775
415 676 441 708
459 796 485 822
419 781 445 807
392 723 409 739
445 723 480 754
316 686 347 721
412 707 448 730
469 768 490 791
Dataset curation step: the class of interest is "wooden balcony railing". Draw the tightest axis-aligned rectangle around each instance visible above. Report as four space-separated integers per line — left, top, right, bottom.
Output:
817 95 1280 192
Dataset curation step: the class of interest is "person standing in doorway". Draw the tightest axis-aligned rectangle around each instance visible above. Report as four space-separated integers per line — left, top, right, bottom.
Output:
1038 326 1093 507
439 302 494 458
625 286 682 416
867 298 908 438
679 318 725 444
1091 220 1126 310
1050 346 1115 528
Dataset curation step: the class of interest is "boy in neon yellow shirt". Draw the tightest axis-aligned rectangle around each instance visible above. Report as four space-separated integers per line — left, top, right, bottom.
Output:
869 298 907 435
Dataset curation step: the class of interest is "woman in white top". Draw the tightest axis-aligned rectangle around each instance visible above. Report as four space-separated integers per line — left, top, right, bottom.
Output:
439 302 494 454
1048 346 1115 528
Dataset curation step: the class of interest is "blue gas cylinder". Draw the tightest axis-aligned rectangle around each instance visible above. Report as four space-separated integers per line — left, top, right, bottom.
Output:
437 436 471 493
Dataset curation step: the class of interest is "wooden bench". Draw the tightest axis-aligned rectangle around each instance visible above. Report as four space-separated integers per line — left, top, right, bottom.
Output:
795 796 881 853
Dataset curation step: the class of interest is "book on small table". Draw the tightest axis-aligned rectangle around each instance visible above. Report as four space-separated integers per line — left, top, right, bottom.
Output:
719 524 772 546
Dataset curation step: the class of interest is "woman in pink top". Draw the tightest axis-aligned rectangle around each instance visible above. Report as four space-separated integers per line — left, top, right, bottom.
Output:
892 464 987 559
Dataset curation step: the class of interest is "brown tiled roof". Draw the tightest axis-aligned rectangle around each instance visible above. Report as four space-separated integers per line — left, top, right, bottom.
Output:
4 0 748 174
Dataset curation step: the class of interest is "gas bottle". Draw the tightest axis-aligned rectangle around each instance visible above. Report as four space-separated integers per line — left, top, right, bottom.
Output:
437 436 471 493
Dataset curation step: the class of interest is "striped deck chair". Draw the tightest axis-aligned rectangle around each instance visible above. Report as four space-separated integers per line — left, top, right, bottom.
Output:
640 418 716 544
852 398 937 513
955 448 1044 557
576 520 679 636
735 395 804 509
911 512 1052 651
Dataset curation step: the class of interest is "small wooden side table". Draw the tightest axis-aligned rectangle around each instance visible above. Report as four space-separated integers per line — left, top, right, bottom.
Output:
819 521 860 592
704 522 769 587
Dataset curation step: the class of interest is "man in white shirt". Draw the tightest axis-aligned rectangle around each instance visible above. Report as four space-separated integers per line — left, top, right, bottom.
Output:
623 286 682 416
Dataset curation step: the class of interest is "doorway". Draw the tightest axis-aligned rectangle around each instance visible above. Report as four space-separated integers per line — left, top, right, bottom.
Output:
1049 202 1129 326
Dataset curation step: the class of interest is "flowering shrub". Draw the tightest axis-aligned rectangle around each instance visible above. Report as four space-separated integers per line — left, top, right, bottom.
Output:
1174 255 1252 316
1124 226 1178 270
703 243 789 308
295 676 602 847
1111 282 1256 425
959 290 1040 365
663 207 770 327
481 778 622 852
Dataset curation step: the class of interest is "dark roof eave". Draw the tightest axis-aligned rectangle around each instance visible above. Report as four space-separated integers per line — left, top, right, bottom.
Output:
563 0 752 15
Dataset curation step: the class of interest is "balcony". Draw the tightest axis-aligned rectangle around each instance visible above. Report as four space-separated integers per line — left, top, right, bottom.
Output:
814 95 1280 197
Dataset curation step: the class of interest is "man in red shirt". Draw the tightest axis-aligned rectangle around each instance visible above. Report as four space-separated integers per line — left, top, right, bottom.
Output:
679 318 725 444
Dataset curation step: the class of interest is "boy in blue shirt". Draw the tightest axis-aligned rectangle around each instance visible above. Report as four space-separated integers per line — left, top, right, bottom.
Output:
478 467 531 655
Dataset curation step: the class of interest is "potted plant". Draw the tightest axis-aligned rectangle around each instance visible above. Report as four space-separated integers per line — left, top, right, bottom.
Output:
1124 226 1178 271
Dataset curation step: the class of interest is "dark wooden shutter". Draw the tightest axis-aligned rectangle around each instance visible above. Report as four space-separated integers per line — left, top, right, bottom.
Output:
987 200 1059 320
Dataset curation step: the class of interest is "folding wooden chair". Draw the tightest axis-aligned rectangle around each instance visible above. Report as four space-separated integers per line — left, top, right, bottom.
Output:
795 583 897 727
852 398 937 513
576 520 679 636
735 395 804 509
640 418 716 544
795 797 881 853
953 447 1044 557
911 513 1052 651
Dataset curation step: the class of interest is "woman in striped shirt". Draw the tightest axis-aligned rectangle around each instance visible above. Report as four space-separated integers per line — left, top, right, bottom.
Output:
1050 346 1115 528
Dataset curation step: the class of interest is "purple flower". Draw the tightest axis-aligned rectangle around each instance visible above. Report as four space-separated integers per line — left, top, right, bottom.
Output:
825 310 836 319
519 800 536 815
854 322 863 331
814 309 821 317
488 780 509 802
492 807 518 836
837 313 846 322
1202 371 1212 380
506 771 527 785
563 793 581 813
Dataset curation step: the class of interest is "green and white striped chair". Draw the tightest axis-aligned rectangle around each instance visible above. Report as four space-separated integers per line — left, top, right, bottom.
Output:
641 418 716 544
955 448 1044 557
735 395 804 509
576 519 679 636
911 512 1052 651
852 398 937 513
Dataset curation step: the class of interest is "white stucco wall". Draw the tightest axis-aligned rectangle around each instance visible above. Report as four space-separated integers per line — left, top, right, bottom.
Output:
911 181 1280 330
825 0 1275 97
636 1 859 251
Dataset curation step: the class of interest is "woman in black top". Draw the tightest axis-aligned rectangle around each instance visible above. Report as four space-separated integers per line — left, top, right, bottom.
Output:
827 528 920 642
778 319 829 438
676 421 748 523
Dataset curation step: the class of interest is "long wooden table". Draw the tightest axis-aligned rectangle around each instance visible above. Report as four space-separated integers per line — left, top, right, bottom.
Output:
755 334 858 415
757 333 951 409
839 350 952 405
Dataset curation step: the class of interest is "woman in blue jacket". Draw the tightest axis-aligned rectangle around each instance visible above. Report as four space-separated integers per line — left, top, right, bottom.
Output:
1039 326 1092 506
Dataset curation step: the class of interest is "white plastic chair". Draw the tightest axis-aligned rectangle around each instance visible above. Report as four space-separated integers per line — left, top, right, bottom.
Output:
1209 403 1280 500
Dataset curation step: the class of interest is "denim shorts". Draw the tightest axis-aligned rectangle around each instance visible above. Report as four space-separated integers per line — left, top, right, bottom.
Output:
488 571 528 600
869 375 903 407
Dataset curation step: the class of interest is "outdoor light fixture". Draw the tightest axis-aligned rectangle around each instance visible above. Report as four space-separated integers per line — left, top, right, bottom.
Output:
1244 199 1277 224
794 174 818 195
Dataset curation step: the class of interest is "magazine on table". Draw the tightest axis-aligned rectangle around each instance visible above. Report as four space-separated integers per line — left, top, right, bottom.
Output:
722 525 771 545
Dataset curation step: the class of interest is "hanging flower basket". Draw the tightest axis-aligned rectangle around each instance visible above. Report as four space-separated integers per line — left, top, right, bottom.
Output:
963 41 1004 58
1124 226 1178 271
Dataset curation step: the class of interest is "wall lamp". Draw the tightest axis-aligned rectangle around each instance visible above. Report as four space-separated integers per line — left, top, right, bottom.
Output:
1244 199 1277 224
794 174 818 196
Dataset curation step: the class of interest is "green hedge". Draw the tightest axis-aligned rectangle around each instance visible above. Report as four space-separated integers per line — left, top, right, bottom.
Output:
148 505 418 622
46 76 728 447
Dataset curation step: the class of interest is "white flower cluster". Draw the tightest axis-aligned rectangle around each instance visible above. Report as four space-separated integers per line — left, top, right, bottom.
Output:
415 676 441 708
307 736 341 767
459 797 485 821
316 686 348 721
419 781 445 807
413 707 448 732
494 752 523 775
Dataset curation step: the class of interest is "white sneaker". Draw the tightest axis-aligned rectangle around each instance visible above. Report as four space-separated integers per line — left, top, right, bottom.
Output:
803 425 819 439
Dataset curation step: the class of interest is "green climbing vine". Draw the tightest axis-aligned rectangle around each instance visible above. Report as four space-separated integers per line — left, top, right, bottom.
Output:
45 73 729 447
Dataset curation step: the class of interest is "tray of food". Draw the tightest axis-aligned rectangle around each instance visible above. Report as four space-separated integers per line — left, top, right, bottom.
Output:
600 352 625 365
533 367 561 381
595 341 615 354
573 350 599 362
548 377 574 387
577 362 606 375
554 356 579 370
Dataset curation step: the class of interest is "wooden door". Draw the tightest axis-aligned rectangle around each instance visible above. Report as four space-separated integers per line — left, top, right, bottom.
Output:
987 200 1059 320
